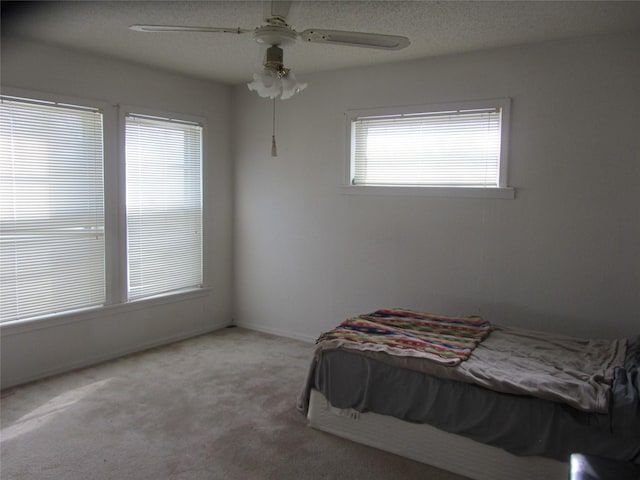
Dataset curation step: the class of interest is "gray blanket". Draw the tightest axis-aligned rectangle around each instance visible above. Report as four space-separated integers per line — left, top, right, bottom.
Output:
300 342 640 462
312 324 627 413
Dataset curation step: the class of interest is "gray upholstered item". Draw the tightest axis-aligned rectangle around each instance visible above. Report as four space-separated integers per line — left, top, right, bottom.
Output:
299 335 640 464
307 388 568 480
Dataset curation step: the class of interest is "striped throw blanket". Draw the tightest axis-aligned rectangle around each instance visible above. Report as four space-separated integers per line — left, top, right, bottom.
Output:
316 308 492 366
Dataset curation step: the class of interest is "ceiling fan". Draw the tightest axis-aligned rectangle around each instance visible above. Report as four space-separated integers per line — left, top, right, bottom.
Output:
130 0 411 99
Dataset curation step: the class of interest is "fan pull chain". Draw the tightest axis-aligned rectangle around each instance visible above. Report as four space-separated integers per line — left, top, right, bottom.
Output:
271 97 278 157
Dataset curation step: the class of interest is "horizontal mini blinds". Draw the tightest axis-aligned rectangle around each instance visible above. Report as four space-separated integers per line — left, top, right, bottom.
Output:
0 97 105 323
125 115 202 300
352 108 502 187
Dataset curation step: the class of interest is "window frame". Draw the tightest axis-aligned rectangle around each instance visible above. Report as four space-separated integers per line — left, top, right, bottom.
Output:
122 109 204 301
0 87 208 327
117 105 208 304
1 89 115 324
343 98 515 199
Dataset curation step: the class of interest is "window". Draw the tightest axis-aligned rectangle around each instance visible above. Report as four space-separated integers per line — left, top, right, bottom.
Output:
125 115 202 300
347 99 513 197
0 97 105 322
0 93 206 325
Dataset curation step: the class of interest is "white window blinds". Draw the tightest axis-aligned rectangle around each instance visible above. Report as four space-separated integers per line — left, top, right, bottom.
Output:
0 97 105 323
125 115 202 300
351 107 503 187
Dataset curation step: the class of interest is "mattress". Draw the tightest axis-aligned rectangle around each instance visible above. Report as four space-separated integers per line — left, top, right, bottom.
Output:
307 388 568 480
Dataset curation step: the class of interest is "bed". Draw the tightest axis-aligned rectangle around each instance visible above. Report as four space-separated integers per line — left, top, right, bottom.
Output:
296 309 640 480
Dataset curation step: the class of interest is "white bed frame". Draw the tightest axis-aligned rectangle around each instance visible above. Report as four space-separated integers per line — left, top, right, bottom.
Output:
307 389 569 480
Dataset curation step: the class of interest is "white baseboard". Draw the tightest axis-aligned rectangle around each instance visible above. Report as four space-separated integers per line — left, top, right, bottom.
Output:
2 322 229 389
236 321 316 344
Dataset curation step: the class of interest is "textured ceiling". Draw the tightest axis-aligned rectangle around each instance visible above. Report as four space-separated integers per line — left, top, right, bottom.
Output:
3 1 640 85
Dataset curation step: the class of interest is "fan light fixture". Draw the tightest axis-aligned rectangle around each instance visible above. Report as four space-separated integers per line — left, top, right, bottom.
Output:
247 44 306 157
247 45 307 100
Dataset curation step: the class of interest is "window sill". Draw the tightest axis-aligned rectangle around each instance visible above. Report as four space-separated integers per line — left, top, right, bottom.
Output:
340 185 515 199
0 287 212 336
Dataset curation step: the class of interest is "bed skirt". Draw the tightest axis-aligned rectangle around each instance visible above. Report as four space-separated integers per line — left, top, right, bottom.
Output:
307 388 568 480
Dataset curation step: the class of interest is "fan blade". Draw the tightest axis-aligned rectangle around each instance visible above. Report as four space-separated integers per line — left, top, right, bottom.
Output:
263 1 292 22
130 25 250 34
300 29 410 50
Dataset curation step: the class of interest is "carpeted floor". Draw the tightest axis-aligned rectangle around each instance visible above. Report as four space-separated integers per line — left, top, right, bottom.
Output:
0 327 469 480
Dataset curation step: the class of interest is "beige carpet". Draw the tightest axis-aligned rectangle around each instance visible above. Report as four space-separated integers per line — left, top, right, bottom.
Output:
1 327 469 480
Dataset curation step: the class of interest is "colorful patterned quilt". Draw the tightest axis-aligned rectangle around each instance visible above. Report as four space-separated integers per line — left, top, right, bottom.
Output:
316 308 492 366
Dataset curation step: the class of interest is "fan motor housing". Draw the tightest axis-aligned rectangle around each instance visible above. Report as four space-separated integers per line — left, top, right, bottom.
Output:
254 25 297 46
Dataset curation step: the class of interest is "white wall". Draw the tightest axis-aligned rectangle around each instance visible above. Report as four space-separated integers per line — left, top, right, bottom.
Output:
2 30 638 388
232 31 640 341
1 38 234 388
